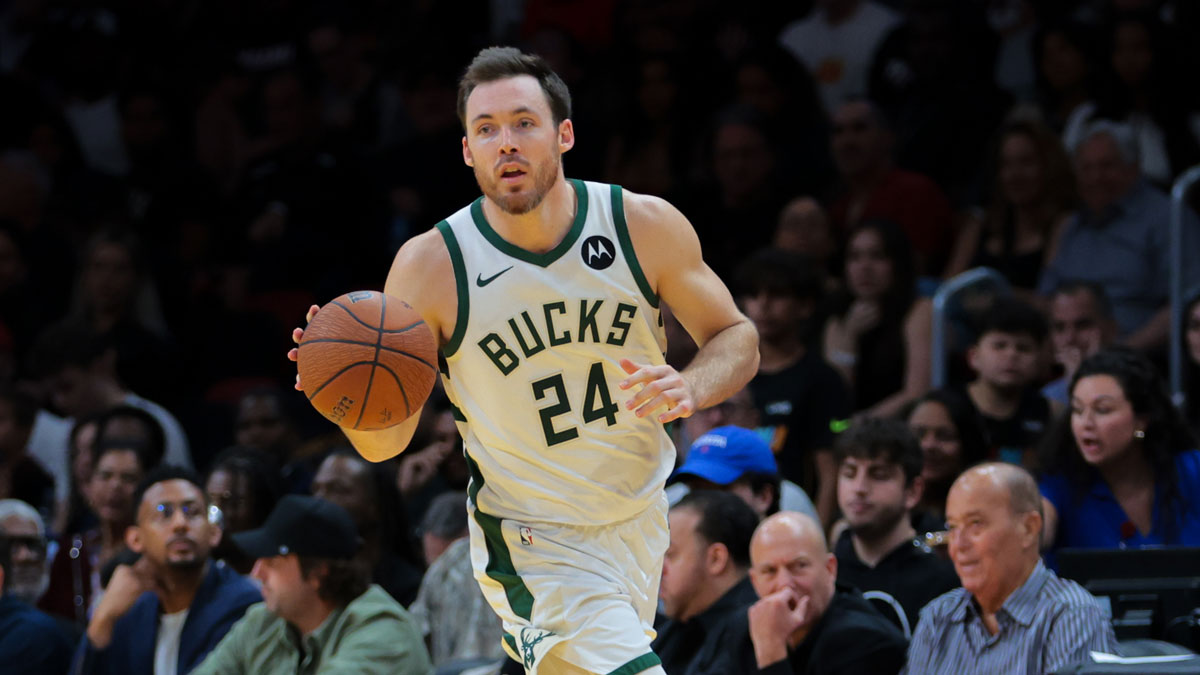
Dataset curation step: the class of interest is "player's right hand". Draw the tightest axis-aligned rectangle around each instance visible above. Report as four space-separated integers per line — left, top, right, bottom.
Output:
288 304 321 391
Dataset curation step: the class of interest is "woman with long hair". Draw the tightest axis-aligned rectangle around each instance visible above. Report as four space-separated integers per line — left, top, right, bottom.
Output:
944 118 1076 292
824 219 931 418
906 389 990 525
1039 347 1200 553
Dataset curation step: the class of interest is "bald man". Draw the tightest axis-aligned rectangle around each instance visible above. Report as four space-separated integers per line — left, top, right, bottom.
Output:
903 464 1117 674
699 511 906 674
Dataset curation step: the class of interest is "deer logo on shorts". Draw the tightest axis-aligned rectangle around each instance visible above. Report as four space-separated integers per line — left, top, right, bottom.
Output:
519 527 534 546
520 627 554 669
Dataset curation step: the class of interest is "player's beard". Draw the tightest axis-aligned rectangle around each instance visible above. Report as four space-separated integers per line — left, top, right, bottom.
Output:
475 149 561 215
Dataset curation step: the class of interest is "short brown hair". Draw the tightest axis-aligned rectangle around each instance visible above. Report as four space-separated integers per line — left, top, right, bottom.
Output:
456 46 571 129
298 555 370 607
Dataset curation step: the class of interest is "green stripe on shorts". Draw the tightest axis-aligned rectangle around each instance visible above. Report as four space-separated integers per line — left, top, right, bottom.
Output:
464 449 535 620
608 652 662 675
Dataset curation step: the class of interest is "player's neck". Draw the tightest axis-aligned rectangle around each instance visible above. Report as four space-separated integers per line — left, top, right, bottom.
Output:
481 174 577 254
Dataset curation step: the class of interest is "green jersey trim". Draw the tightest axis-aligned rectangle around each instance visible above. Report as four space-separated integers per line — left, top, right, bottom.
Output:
608 652 662 675
610 185 659 309
464 449 535 620
469 178 589 267
435 220 469 357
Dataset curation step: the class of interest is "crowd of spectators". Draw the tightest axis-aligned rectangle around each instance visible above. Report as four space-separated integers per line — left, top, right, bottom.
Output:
2 0 1200 673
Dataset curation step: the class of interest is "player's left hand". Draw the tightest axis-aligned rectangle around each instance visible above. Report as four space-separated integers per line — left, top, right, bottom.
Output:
617 358 695 423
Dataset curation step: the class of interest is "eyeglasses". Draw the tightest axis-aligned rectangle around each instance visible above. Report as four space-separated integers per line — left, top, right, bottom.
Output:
153 502 207 523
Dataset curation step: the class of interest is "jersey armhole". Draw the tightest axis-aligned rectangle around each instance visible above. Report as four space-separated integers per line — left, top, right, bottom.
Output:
435 220 469 357
610 184 659 309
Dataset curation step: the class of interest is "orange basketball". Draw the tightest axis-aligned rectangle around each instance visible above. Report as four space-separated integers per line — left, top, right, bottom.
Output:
297 290 437 430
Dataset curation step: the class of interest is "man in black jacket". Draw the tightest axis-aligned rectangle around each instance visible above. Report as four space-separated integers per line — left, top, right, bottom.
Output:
701 511 907 674
653 490 760 673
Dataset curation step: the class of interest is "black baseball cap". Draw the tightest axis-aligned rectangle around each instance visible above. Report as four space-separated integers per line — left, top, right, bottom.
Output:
231 495 361 559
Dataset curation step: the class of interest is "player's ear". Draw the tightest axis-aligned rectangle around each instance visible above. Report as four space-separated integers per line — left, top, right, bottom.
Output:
558 119 574 153
462 137 474 167
126 525 143 553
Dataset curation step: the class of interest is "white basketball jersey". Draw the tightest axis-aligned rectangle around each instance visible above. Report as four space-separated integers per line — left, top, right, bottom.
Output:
436 179 674 526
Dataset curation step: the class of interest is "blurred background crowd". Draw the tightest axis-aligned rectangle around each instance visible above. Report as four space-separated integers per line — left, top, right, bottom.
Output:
2 0 1200 672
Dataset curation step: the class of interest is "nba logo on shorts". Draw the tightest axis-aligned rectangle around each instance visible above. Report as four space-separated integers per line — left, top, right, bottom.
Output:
519 527 534 546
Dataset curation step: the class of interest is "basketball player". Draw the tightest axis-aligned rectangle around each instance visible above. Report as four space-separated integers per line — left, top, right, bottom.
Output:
291 47 758 675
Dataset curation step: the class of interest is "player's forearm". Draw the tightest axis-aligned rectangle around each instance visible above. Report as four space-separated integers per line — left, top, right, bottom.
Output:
342 411 422 462
681 319 759 410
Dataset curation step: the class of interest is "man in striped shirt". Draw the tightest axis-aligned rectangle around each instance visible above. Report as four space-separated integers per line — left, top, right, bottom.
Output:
903 463 1118 673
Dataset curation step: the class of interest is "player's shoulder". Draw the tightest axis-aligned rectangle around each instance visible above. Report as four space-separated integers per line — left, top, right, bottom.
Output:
616 187 693 240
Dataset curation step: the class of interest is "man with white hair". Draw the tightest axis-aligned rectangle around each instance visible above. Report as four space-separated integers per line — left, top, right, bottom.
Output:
903 463 1117 673
1038 120 1200 352
0 505 73 674
0 499 49 605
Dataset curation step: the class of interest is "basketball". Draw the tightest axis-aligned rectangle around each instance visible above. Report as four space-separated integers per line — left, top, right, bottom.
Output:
297 290 438 430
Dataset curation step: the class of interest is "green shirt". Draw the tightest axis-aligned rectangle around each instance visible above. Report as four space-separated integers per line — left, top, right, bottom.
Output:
192 584 432 675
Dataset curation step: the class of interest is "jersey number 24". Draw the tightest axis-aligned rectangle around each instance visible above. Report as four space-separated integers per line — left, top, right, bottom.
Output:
531 362 618 446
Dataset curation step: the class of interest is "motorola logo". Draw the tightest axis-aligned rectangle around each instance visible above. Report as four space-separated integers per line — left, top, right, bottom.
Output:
581 235 615 270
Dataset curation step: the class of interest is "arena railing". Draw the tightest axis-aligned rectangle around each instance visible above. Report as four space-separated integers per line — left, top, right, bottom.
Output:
931 267 1012 389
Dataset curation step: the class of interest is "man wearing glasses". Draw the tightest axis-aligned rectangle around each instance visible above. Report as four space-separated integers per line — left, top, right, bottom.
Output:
74 465 261 675
0 503 72 675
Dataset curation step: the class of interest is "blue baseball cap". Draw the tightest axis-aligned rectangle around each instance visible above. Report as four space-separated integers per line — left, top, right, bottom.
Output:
672 425 778 485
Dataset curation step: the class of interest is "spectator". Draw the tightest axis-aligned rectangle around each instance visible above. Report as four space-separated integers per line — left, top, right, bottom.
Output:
193 495 434 674
62 228 181 408
0 499 50 605
1039 348 1200 554
33 323 192 469
1037 120 1200 352
826 100 955 276
778 0 899 116
866 1 1012 205
668 426 819 524
905 463 1118 673
74 465 260 674
94 404 167 467
0 533 73 675
959 298 1052 466
737 249 849 524
311 450 423 606
53 413 101 537
1032 21 1101 139
603 54 693 199
40 440 147 625
772 198 839 293
707 511 907 673
823 219 932 417
232 386 310 494
409 491 505 667
905 391 989 526
1065 11 1200 187
654 490 760 674
683 106 790 284
1043 281 1118 405
832 418 959 635
0 385 54 517
732 46 832 197
396 402 471 527
944 119 1076 293
204 446 283 574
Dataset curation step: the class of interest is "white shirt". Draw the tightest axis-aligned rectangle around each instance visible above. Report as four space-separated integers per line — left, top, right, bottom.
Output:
154 608 189 675
778 2 899 115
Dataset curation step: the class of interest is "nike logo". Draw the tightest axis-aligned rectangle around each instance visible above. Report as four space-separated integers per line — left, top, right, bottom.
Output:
476 266 513 287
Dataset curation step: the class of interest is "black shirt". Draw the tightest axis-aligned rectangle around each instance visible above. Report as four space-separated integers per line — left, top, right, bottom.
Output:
833 530 959 633
961 387 1051 465
749 350 851 489
654 577 758 674
697 585 907 675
